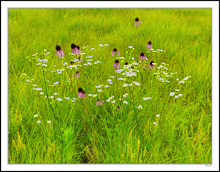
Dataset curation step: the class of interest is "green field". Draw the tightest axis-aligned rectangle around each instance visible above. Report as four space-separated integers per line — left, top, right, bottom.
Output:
8 9 212 164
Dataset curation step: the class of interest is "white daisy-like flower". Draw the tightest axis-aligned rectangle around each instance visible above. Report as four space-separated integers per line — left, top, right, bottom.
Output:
112 100 116 103
123 83 129 87
175 95 179 98
34 114 38 117
153 122 158 125
123 93 128 97
88 94 93 97
92 94 97 97
178 94 183 97
56 98 62 101
47 121 51 124
64 97 70 100
45 95 47 98
133 62 139 65
179 81 185 83
170 92 175 96
42 64 47 67
133 81 140 86
123 101 128 104
143 97 151 100
118 78 124 81
34 87 42 91
50 96 54 99
115 70 123 73
54 92 58 95
156 114 160 118
110 76 115 78
97 90 102 92
106 99 110 102
36 120 41 124
137 105 143 110
128 46 133 48
33 84 38 87
109 82 113 84
175 89 180 91
183 76 189 80
40 92 44 95
176 78 179 81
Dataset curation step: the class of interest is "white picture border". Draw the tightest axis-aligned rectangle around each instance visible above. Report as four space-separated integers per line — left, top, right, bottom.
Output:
1 1 219 171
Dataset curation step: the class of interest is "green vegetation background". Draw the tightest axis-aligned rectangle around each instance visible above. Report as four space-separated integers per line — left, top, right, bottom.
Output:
8 9 211 163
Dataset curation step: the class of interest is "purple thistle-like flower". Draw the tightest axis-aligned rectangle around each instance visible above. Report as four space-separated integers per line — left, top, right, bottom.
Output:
114 59 120 69
147 41 152 50
148 60 156 69
75 45 81 54
134 17 142 27
82 91 86 98
78 87 86 98
56 45 65 58
111 48 120 56
73 71 80 79
139 52 146 61
96 99 104 106
71 43 76 54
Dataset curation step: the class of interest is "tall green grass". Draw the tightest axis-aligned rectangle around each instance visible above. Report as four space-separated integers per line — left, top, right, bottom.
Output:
9 8 211 163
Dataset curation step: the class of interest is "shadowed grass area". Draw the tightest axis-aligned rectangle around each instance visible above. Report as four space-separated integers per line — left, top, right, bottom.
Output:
9 8 211 164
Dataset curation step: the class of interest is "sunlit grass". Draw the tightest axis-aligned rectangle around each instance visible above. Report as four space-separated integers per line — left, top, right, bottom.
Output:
9 8 211 164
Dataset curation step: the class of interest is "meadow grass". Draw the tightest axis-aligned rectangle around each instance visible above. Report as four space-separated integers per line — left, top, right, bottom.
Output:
8 8 211 164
